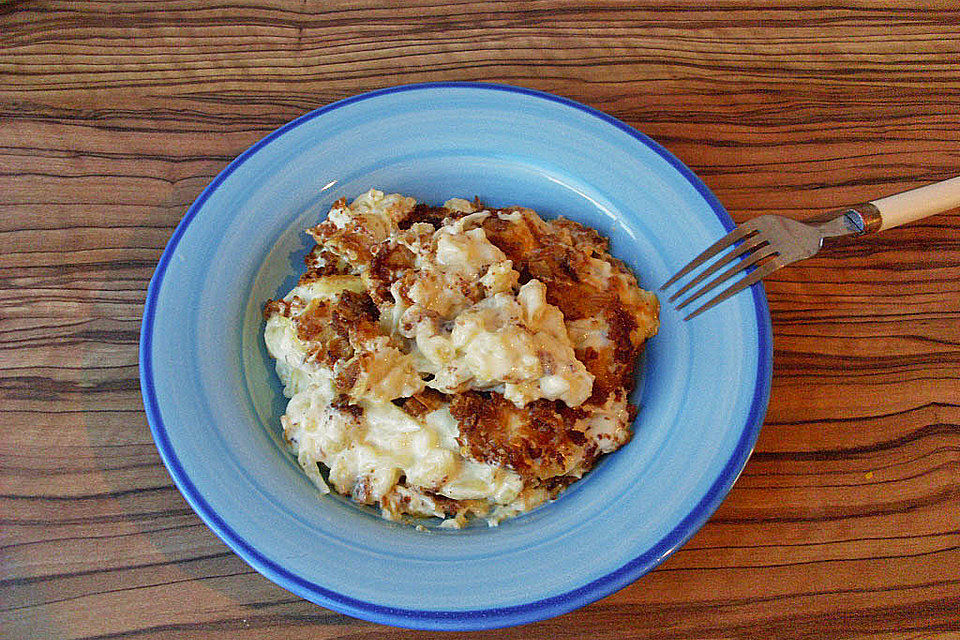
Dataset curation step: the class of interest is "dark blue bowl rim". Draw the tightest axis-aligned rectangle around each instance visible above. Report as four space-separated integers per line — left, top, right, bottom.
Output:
139 81 773 631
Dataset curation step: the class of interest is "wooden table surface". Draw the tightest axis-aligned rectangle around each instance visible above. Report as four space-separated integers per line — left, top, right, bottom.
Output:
2 1 959 638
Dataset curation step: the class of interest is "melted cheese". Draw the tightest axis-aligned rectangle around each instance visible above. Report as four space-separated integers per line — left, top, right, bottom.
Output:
277 368 523 512
412 279 593 406
263 188 658 527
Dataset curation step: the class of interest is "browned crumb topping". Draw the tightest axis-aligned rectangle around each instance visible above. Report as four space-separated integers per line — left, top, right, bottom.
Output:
264 192 659 526
397 203 461 230
450 391 600 482
399 388 448 418
480 208 648 402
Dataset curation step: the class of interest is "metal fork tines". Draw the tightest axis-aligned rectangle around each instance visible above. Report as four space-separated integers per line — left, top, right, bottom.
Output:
661 212 856 320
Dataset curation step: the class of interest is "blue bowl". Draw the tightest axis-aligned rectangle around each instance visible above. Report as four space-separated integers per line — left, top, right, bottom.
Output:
140 82 772 630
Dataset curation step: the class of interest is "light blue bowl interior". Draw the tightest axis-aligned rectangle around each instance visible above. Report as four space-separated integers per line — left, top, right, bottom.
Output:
141 83 771 630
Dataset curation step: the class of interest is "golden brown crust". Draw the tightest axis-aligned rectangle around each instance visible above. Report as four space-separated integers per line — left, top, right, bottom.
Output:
270 290 383 370
479 208 546 267
331 290 380 344
450 391 597 482
294 205 649 490
481 209 644 401
587 306 639 403
295 299 355 366
268 193 659 525
399 388 448 418
437 209 654 486
262 297 292 320
397 203 461 230
550 216 609 250
306 202 383 269
299 246 354 284
367 242 416 304
331 394 364 418
333 358 361 395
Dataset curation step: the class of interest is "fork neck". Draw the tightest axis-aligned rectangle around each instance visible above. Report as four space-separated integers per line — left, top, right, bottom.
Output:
811 203 883 238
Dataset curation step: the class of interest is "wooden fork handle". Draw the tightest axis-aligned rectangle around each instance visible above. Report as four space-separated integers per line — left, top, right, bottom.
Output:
868 176 960 231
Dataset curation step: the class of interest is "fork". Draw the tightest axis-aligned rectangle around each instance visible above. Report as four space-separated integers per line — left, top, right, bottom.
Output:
661 176 960 320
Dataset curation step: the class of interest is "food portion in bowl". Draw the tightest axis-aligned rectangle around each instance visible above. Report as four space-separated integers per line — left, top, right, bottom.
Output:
263 189 659 527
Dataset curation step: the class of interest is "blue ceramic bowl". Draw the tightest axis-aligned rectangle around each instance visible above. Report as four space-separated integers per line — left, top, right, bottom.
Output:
140 82 771 630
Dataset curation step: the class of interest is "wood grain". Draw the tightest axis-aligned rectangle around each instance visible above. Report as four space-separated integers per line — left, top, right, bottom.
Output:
2 1 959 638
